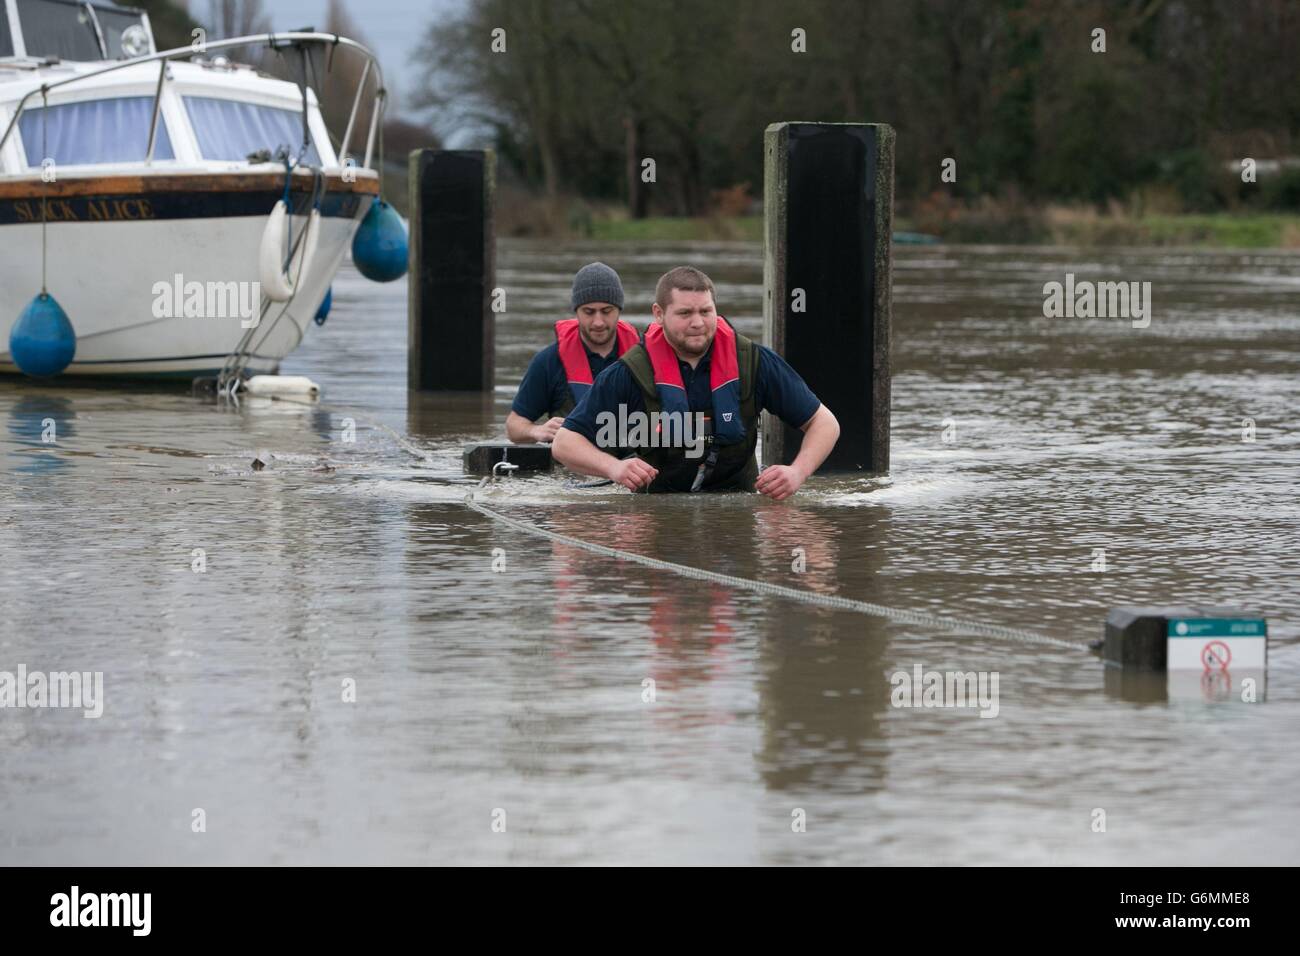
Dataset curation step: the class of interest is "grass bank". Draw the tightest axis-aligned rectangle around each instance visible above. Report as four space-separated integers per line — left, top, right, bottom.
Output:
1045 212 1300 247
496 188 1300 247
580 212 1300 247
587 216 765 242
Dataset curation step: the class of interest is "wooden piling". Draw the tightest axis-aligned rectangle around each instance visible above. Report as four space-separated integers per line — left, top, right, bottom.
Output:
763 123 894 473
408 149 496 391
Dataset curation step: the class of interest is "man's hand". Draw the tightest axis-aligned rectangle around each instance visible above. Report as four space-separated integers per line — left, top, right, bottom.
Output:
759 405 839 499
755 464 806 501
608 457 658 492
531 417 565 443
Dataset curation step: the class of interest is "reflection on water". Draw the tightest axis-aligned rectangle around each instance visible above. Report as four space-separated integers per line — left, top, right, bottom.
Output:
1 244 1298 865
6 394 77 476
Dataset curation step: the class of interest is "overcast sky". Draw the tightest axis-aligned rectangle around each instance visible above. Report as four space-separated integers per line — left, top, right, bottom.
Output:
257 0 465 118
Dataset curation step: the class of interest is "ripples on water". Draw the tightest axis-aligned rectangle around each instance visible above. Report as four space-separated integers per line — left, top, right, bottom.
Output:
1 243 1297 864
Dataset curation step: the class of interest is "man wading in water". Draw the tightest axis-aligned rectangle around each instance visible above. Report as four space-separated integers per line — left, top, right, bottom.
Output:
553 266 840 498
506 262 641 444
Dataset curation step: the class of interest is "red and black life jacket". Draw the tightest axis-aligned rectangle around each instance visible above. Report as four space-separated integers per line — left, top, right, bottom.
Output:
642 316 746 445
552 317 640 415
619 316 761 492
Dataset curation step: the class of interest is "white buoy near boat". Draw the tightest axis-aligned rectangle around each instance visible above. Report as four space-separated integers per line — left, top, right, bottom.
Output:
243 375 321 398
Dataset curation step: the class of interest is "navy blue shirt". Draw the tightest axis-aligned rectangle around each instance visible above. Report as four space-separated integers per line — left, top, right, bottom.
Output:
562 342 822 444
511 340 624 421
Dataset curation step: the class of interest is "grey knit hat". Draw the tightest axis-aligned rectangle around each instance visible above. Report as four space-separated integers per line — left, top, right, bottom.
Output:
570 262 625 311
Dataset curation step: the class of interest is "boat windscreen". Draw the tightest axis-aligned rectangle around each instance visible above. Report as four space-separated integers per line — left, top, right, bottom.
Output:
17 0 104 61
184 96 322 165
1 9 13 58
18 96 175 166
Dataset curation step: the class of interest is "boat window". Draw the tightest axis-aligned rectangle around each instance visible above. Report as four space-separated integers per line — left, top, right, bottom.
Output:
19 96 175 166
184 97 321 165
17 0 104 61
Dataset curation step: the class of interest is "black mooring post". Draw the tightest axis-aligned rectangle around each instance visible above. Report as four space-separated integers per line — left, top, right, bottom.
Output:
763 122 894 473
408 148 496 390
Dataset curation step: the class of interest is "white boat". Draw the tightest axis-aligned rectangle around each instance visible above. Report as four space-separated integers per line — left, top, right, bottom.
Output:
0 0 389 380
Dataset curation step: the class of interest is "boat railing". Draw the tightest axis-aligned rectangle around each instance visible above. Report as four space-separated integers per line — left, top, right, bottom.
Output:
0 31 387 172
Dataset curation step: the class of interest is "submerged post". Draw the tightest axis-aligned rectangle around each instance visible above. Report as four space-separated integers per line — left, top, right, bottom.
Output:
763 122 894 473
1102 606 1269 702
408 149 496 390
1102 607 1268 671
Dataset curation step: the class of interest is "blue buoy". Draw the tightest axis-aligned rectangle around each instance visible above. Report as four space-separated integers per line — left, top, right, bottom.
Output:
351 199 408 282
10 292 76 377
314 285 332 326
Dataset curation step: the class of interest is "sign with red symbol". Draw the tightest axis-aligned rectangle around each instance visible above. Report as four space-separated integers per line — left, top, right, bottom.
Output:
1200 640 1231 672
1167 618 1266 671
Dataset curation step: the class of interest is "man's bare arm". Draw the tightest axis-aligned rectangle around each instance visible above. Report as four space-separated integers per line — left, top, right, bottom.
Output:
553 428 658 491
507 411 564 444
791 404 840 478
755 404 840 500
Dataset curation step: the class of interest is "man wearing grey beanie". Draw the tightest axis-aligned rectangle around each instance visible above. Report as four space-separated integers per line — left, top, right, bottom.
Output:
507 262 642 444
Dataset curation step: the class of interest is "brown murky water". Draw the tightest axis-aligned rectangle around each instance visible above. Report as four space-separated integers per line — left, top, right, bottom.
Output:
1 241 1298 864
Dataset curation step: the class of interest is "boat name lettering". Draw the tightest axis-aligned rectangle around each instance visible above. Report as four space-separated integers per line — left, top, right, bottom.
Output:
13 198 156 223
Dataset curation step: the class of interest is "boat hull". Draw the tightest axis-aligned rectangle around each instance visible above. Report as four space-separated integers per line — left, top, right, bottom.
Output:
0 172 377 379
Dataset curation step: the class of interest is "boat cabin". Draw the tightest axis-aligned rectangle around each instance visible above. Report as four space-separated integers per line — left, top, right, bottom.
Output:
0 1 338 177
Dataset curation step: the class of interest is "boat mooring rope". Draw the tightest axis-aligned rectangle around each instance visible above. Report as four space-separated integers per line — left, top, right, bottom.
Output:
361 416 1088 653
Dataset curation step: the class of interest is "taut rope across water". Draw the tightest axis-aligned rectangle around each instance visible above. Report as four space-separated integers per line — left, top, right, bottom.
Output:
361 414 1090 653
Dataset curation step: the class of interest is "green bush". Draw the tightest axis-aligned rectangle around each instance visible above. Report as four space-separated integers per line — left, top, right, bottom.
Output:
1262 167 1300 211
1158 149 1227 212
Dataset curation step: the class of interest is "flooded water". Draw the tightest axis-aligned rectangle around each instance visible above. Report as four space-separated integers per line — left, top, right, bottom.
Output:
2 241 1298 865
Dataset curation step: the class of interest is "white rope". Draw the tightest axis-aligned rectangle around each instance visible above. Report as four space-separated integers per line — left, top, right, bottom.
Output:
363 416 1088 652
464 495 1084 650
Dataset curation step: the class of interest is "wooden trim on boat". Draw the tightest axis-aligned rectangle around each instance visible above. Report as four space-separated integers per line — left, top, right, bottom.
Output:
0 171 381 200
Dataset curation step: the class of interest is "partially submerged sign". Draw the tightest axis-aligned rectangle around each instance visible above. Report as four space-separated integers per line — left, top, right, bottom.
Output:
1102 607 1268 703
1166 617 1267 671
1102 607 1267 670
